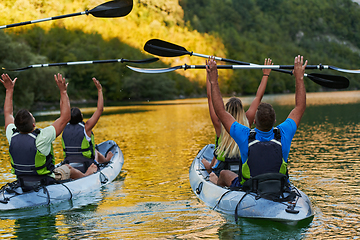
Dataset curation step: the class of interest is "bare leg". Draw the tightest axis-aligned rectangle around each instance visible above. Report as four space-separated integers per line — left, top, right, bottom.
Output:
201 156 217 174
202 158 212 173
84 163 98 176
95 149 113 164
209 172 218 184
217 170 238 187
68 163 97 180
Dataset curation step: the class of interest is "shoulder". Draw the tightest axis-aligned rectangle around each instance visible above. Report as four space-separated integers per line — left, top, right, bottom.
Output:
6 123 16 135
6 123 16 143
230 121 250 139
277 118 297 137
37 125 56 142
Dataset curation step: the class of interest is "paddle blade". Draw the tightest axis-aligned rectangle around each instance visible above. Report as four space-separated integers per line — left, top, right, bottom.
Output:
307 73 349 89
89 0 133 18
144 39 189 57
127 65 183 73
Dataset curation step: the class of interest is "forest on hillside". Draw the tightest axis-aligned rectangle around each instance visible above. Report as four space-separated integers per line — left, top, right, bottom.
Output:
180 0 360 94
0 0 360 110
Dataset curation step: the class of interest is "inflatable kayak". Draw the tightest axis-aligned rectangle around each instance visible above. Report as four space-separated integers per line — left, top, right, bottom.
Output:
189 144 314 225
0 140 124 211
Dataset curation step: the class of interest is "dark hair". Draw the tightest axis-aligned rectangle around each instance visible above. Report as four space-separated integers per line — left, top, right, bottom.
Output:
70 107 83 124
255 103 276 131
14 109 34 133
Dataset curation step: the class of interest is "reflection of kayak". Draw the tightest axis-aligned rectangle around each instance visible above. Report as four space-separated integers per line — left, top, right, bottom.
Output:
0 140 124 211
189 144 314 225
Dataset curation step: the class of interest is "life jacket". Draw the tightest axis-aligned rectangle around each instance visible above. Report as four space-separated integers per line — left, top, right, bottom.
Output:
213 136 241 174
9 128 56 191
240 128 288 185
61 122 96 173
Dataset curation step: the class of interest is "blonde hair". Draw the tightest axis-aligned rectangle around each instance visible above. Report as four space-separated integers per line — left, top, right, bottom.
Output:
216 97 249 158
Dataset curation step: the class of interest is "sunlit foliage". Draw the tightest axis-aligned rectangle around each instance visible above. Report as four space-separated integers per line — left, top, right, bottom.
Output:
0 0 359 110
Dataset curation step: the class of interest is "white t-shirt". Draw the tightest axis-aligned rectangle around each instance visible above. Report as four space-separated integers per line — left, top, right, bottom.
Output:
6 123 56 156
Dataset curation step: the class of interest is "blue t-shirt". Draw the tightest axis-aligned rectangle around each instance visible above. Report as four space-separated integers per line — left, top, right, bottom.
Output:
229 118 297 164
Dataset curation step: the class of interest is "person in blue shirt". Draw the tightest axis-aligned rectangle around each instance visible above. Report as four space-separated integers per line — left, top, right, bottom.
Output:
206 55 307 188
202 58 273 185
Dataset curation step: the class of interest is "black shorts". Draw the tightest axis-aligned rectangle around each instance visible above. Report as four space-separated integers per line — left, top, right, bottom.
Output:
212 161 227 177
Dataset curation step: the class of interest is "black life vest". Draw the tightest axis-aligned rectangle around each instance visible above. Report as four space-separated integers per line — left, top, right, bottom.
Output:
241 128 288 185
61 122 96 173
9 128 56 191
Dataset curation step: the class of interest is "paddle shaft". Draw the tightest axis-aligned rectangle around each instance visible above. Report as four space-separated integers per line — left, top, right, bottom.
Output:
181 64 327 70
192 52 341 75
0 12 86 29
127 64 349 89
0 0 133 29
8 58 159 71
145 40 295 75
145 39 360 74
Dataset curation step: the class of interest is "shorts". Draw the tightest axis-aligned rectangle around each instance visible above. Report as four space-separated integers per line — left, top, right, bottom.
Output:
212 161 226 177
230 177 241 189
54 165 71 181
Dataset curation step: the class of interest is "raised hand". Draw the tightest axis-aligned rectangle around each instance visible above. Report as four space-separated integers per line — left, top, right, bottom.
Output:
293 55 308 80
206 56 218 85
54 73 68 92
92 77 102 92
262 58 273 76
0 74 17 90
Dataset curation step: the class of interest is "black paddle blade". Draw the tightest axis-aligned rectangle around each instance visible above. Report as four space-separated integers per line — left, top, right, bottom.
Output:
89 0 133 18
144 39 189 57
307 73 349 89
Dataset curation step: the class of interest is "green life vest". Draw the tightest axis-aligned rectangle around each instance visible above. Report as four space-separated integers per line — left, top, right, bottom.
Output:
9 128 55 177
61 122 96 173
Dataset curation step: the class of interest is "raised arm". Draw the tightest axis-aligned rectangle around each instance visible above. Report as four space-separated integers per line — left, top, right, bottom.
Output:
52 73 71 137
246 58 272 127
287 55 307 127
207 57 235 134
0 74 17 129
206 71 221 137
85 77 104 137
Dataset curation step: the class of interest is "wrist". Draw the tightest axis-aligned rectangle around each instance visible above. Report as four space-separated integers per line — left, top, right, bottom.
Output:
210 80 218 86
263 74 269 77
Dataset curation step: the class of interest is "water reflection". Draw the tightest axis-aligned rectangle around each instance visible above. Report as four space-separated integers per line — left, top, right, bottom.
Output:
216 218 313 240
14 215 58 240
0 91 359 238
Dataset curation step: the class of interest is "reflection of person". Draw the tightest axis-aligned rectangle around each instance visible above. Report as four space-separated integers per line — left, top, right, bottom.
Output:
61 77 113 173
1 73 97 192
202 59 273 185
207 55 307 188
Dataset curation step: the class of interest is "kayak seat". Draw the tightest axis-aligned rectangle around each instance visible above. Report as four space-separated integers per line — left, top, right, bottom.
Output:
17 175 57 192
242 173 297 202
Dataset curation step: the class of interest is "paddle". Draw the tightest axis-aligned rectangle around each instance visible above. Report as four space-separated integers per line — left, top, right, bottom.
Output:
0 0 133 29
127 64 350 89
3 57 159 72
144 39 351 87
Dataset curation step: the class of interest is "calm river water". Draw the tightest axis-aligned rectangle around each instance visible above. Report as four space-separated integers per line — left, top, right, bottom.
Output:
0 91 359 239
